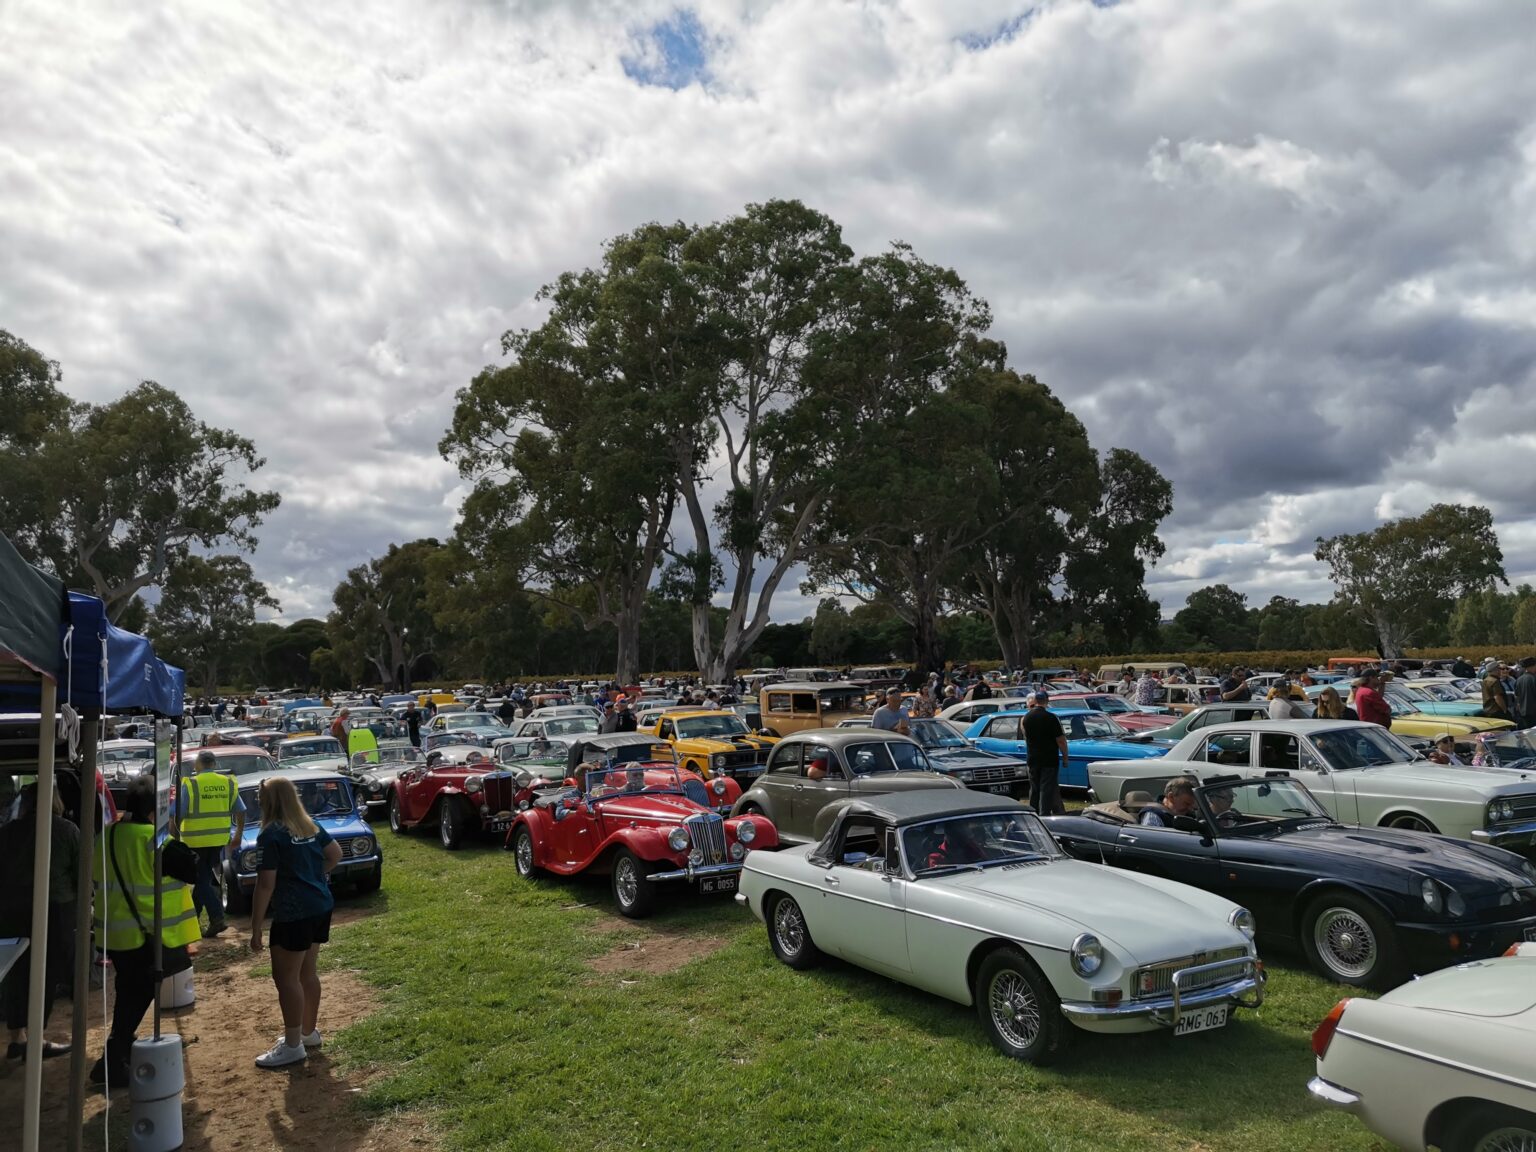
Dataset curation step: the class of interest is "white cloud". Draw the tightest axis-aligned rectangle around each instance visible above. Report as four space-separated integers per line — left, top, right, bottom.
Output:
3 0 1535 623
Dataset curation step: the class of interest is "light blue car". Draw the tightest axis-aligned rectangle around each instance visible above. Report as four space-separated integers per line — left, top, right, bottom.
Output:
221 770 382 916
963 707 1170 789
1388 683 1484 717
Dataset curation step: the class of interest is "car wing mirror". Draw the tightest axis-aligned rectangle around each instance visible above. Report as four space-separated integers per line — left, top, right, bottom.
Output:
1299 754 1326 773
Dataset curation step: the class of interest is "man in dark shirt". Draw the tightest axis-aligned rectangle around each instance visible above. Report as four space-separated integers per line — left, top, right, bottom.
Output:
1219 666 1251 702
1514 658 1536 731
404 702 422 748
1021 692 1069 816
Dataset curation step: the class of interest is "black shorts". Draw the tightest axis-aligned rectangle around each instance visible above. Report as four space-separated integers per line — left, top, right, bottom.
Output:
269 911 332 952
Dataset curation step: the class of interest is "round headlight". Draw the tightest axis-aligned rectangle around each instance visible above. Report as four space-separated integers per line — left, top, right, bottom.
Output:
711 754 725 769
1500 800 1516 821
466 777 483 794
711 777 728 796
736 820 756 844
1446 888 1466 917
1421 878 1443 912
352 836 374 857
667 827 689 852
238 850 259 872
688 848 704 866
730 841 746 860
1229 908 1257 939
956 770 974 783
1070 933 1103 977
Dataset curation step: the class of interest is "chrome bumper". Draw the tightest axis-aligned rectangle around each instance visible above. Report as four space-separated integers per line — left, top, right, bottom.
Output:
1471 819 1536 846
1307 1076 1362 1113
645 861 743 883
1061 958 1264 1026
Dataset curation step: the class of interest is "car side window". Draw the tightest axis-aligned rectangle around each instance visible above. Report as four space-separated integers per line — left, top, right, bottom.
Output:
833 816 891 869
806 745 844 778
1201 733 1253 767
792 693 818 715
766 743 802 776
767 693 791 714
658 720 673 740
984 716 1019 739
1258 733 1300 772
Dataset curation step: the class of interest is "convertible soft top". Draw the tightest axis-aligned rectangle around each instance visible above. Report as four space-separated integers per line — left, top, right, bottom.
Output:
837 790 1028 827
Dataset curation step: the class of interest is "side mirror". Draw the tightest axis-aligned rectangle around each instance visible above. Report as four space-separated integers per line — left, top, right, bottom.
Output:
1299 755 1326 774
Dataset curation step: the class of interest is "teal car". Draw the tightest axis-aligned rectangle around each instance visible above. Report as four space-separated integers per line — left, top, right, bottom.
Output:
1389 682 1484 717
964 707 1170 789
221 770 382 915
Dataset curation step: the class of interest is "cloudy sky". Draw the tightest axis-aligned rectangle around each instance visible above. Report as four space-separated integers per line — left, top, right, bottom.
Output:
4 0 1535 626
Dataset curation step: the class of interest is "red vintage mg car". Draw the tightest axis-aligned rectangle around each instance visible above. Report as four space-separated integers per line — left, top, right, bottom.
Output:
386 743 504 850
506 737 779 918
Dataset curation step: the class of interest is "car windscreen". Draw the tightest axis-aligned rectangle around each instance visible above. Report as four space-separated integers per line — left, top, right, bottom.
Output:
905 720 969 749
584 765 683 798
1311 727 1419 770
1199 777 1330 832
544 718 597 737
676 716 751 739
239 777 355 818
280 739 342 759
903 812 1063 875
102 746 152 763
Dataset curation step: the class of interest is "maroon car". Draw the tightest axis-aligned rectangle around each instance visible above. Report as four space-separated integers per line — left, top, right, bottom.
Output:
386 743 504 850
1046 692 1175 732
508 759 779 918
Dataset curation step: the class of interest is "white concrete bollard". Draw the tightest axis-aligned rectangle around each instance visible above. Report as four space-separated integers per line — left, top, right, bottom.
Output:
157 966 195 1010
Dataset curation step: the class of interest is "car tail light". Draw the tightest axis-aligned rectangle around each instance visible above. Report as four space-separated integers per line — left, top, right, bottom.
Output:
1311 999 1351 1059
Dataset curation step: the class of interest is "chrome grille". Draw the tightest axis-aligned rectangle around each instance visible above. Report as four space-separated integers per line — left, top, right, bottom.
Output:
1508 796 1536 821
719 750 763 770
968 765 1022 785
684 812 727 864
1133 946 1249 999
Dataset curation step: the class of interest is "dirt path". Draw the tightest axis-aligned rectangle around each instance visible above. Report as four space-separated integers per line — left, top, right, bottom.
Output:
0 908 427 1152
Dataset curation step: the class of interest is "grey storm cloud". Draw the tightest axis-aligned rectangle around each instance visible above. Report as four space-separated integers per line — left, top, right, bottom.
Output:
2 0 1534 622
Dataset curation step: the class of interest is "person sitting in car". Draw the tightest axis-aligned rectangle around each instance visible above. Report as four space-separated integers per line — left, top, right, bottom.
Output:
1139 778 1198 827
1207 788 1239 828
806 754 831 781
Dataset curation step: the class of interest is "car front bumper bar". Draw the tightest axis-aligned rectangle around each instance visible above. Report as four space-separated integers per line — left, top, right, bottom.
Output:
645 862 743 884
1061 959 1264 1026
1307 1076 1362 1113
1471 819 1536 850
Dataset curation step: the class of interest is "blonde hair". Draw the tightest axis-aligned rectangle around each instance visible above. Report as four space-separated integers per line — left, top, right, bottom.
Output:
1316 686 1345 720
259 776 319 839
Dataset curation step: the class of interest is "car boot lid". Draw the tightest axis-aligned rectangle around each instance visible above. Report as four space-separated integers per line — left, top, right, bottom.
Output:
1379 953 1536 1018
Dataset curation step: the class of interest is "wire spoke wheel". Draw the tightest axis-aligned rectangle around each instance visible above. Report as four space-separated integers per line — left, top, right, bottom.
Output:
515 828 534 876
1314 907 1377 980
1473 1127 1536 1152
988 969 1043 1049
615 857 639 908
773 898 805 957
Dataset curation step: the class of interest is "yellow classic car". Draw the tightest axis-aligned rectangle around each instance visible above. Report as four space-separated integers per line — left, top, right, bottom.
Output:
651 709 779 791
1363 690 1514 745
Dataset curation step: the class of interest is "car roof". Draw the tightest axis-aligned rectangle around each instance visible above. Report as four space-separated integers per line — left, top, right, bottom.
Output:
837 790 1023 827
977 707 1097 719
1194 719 1380 734
279 734 337 745
763 681 863 692
573 733 670 751
178 745 274 760
663 709 734 719
782 729 913 747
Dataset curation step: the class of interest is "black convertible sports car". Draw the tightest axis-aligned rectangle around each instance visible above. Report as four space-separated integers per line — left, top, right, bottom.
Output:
1043 774 1536 989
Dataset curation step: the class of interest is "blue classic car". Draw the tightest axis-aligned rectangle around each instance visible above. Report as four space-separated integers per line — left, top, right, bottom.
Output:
1388 682 1484 717
221 770 383 915
964 707 1169 789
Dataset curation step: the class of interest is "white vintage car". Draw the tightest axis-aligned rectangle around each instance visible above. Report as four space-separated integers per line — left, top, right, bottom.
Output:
1309 941 1536 1150
736 791 1264 1064
1084 720 1536 855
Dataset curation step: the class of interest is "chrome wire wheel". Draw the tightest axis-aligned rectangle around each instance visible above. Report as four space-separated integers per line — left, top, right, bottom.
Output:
1314 906 1377 980
988 968 1043 1050
773 897 806 957
614 856 639 908
514 828 534 876
1474 1128 1536 1152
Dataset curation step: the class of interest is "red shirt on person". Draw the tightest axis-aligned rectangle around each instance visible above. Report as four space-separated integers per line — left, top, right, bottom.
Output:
1354 685 1391 728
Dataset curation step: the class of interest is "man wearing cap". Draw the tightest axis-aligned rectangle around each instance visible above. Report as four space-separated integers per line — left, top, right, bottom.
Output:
1480 662 1512 721
1022 692 1068 816
1427 734 1466 766
614 696 638 733
871 689 907 733
599 701 620 735
1353 670 1392 729
177 749 247 937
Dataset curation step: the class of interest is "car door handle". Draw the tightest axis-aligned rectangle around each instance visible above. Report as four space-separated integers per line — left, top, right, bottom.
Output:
823 875 839 886
793 784 804 792
1122 835 1138 843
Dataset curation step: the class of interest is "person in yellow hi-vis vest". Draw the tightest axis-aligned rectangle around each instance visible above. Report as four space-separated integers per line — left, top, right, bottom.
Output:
88 776 200 1087
178 748 247 937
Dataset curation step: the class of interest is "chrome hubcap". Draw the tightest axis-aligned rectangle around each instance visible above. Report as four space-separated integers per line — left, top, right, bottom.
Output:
1316 908 1376 978
774 900 804 956
1475 1127 1536 1152
616 859 638 906
989 970 1041 1048
440 807 454 844
516 833 532 875
389 800 400 830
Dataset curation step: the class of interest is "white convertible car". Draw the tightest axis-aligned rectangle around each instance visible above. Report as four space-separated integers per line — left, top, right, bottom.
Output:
1310 941 1536 1151
1085 720 1536 856
736 791 1264 1064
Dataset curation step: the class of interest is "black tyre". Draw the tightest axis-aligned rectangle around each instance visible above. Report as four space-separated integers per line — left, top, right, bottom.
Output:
1441 1104 1536 1152
355 863 382 895
974 947 1067 1065
387 792 408 835
611 849 657 919
223 868 251 916
1301 891 1404 989
513 825 539 878
1385 813 1440 834
439 797 465 850
766 893 822 970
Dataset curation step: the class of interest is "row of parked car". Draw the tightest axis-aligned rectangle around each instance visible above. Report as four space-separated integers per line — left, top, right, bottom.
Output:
103 685 1536 1151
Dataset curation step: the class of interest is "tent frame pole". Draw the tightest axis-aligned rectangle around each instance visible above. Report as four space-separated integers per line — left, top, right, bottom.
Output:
22 678 58 1152
65 719 99 1152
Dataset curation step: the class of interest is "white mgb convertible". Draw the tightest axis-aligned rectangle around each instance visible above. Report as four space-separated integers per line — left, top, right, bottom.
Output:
736 791 1264 1063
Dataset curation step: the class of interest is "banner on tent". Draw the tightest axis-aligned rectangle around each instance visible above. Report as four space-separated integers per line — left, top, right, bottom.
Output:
154 719 175 847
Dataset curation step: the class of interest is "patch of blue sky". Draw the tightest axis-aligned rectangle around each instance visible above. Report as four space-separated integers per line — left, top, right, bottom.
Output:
956 10 1031 51
622 9 711 90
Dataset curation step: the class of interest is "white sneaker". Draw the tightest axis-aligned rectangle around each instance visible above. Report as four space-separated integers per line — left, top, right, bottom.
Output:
255 1040 307 1069
273 1030 322 1049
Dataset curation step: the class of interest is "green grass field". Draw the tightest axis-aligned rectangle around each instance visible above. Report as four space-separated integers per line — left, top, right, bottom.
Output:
323 834 1391 1152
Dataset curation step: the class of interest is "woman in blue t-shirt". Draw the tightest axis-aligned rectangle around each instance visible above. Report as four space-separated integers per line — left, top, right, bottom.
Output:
249 776 343 1069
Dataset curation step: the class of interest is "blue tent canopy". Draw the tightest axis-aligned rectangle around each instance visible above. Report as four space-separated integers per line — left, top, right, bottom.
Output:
0 530 65 682
0 591 184 717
